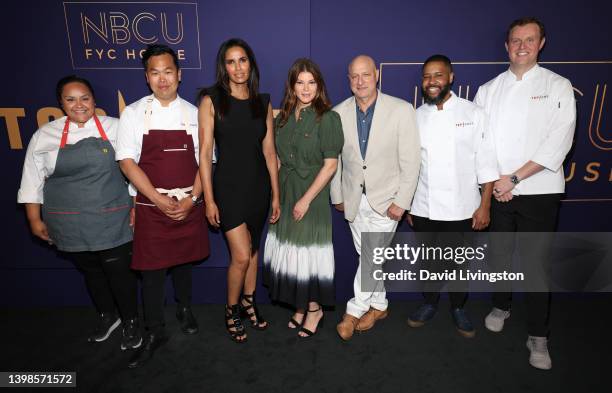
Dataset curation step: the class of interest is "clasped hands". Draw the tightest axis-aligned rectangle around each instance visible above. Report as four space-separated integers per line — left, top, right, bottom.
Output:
493 175 515 203
154 193 194 221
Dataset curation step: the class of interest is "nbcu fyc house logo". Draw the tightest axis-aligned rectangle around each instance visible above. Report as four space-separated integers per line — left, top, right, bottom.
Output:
63 2 202 69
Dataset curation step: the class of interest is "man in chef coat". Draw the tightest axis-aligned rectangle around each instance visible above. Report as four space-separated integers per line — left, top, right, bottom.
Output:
474 17 576 370
116 44 209 368
407 54 498 338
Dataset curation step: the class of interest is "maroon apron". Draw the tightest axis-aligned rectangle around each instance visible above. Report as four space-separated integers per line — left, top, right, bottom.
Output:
132 97 209 270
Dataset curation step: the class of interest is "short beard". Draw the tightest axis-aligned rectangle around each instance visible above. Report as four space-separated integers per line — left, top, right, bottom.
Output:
422 84 451 105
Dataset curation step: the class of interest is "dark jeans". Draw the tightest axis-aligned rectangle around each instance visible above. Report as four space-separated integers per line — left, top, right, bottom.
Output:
71 241 137 320
141 263 193 333
489 193 561 337
412 215 473 308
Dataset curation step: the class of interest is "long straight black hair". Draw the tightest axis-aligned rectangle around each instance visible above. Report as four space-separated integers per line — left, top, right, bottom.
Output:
198 38 264 119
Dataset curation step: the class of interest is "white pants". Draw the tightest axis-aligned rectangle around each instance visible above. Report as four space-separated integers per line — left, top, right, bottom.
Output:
346 194 399 318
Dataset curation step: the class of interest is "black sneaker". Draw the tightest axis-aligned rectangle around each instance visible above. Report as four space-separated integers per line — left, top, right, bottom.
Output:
120 317 143 350
87 312 121 343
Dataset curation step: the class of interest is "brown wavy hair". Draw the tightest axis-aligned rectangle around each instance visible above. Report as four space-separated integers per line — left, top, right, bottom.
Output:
277 58 331 128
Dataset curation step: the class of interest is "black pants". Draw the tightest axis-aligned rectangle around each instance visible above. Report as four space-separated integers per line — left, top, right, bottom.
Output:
412 216 473 308
71 241 137 320
490 194 561 337
141 263 193 333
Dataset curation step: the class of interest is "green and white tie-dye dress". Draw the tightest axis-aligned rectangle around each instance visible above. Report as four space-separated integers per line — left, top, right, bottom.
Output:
263 107 344 309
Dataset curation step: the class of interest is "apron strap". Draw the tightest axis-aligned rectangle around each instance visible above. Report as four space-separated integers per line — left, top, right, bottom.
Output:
93 115 109 141
143 95 192 135
60 117 70 148
60 115 109 148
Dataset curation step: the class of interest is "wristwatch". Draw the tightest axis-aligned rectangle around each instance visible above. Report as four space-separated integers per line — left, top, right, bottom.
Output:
510 174 521 185
190 195 199 205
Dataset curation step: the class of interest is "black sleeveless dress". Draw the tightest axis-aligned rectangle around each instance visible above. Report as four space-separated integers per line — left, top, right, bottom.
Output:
210 91 271 251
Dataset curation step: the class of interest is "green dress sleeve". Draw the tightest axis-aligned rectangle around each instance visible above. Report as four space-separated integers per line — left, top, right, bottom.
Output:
319 111 344 159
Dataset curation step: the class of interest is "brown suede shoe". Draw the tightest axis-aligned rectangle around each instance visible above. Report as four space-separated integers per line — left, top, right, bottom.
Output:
355 307 388 331
336 314 360 341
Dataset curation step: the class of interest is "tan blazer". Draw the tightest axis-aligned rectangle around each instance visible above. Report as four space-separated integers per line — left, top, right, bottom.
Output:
330 91 421 222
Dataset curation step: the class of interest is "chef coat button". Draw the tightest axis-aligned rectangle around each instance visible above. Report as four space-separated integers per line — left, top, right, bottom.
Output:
363 165 367 169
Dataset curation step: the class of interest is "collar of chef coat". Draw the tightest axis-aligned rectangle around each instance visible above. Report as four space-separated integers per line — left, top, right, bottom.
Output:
65 116 97 130
505 63 541 82
149 94 182 110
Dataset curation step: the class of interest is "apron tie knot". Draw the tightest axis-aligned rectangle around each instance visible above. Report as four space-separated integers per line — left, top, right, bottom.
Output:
155 186 193 201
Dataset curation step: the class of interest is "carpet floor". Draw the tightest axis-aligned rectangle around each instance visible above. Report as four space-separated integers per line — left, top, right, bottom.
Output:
0 296 609 393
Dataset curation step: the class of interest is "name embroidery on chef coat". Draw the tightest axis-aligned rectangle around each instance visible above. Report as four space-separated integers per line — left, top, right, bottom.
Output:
455 121 474 127
531 94 549 100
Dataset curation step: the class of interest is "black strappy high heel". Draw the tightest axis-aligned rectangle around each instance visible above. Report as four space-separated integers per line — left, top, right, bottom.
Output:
225 304 247 343
288 313 305 329
240 293 268 330
298 307 324 338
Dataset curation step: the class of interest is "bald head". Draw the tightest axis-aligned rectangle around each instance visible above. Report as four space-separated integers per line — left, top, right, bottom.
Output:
348 55 379 105
349 55 377 74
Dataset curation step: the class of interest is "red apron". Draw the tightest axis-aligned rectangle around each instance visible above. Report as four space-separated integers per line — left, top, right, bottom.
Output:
132 97 209 270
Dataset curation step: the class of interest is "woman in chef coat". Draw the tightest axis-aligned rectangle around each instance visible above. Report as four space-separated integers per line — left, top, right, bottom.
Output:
17 75 141 351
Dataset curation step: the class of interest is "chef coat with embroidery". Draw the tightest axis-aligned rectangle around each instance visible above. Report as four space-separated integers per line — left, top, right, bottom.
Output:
411 92 499 221
474 64 576 195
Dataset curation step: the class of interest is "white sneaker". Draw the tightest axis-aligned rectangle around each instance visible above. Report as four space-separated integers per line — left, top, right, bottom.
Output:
484 307 510 332
526 336 552 370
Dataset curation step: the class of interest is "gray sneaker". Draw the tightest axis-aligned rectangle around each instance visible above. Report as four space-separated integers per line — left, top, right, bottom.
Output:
526 336 552 370
484 307 510 332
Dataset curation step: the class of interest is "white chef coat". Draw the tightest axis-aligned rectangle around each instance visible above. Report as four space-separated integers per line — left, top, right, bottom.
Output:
115 94 200 196
17 116 119 204
474 64 576 195
411 92 499 221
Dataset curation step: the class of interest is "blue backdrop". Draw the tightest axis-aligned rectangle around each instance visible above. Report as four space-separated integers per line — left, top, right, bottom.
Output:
1 0 610 306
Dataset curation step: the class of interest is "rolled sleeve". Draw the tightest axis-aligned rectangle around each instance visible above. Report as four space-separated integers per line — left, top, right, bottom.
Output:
115 107 141 162
17 132 45 203
531 80 576 172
